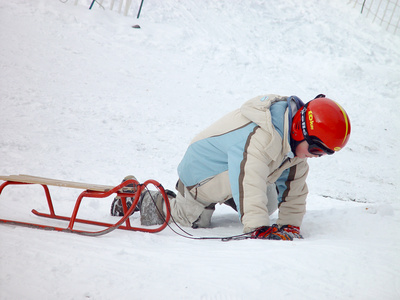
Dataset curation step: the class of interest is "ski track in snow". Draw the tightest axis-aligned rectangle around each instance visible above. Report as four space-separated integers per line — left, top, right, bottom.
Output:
0 0 399 299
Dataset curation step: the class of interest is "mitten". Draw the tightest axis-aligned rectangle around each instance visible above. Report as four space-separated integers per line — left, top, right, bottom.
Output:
250 224 293 240
279 225 303 239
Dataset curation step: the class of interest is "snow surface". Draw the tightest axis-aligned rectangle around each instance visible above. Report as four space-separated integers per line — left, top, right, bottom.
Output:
0 0 399 299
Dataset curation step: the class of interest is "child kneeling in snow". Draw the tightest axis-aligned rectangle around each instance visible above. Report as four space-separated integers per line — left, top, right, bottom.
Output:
112 94 351 240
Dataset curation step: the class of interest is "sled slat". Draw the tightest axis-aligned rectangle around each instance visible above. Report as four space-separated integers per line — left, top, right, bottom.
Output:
0 174 114 192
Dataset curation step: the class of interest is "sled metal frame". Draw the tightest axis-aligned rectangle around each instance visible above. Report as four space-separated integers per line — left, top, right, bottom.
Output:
0 175 171 236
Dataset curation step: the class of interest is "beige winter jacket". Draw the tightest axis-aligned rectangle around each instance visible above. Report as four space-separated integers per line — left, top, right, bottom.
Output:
178 94 309 232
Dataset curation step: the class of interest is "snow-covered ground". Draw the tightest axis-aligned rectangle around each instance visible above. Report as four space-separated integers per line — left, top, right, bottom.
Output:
0 0 399 299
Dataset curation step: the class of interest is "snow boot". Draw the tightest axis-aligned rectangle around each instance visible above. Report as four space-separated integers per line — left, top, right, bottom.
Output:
110 175 139 216
140 189 176 226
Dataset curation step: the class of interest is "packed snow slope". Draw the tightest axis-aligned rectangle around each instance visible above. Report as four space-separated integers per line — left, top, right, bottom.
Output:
0 0 399 299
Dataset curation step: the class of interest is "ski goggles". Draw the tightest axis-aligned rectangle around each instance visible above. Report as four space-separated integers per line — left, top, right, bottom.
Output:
300 104 335 156
307 139 334 156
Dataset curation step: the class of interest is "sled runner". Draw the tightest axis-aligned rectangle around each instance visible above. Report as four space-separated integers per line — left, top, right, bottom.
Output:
0 174 171 236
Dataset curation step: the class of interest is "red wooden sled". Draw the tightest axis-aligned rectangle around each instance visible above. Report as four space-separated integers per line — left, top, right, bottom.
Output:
0 175 171 236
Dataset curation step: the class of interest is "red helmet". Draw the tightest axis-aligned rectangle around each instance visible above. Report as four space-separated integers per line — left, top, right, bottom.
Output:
291 97 351 153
